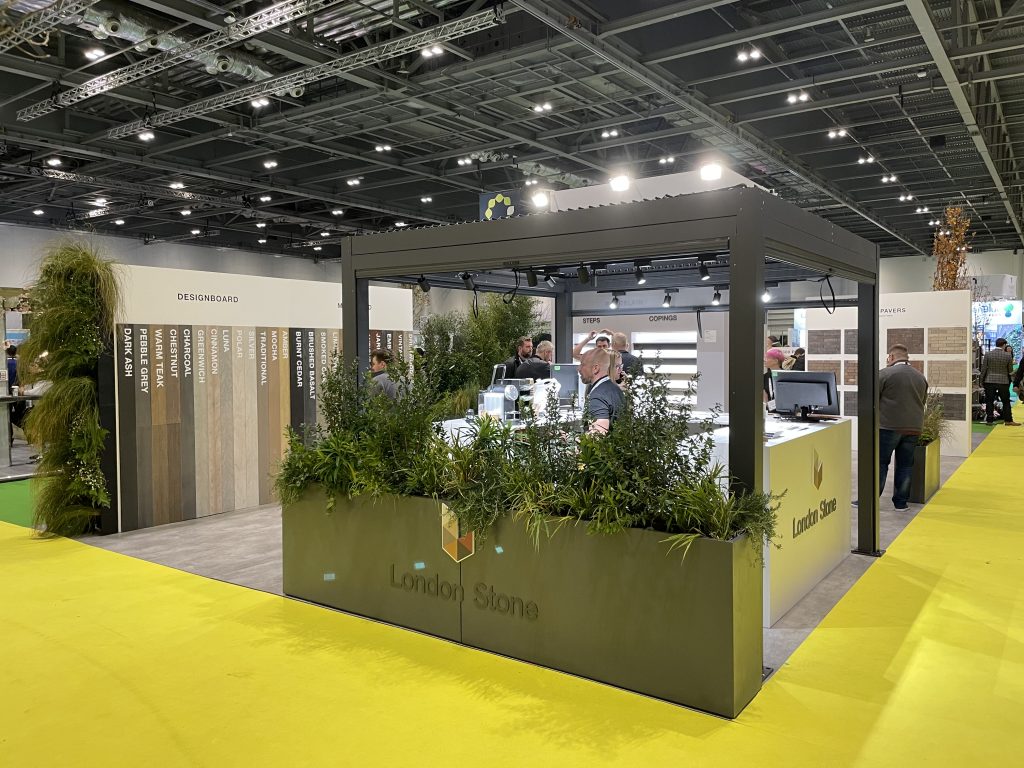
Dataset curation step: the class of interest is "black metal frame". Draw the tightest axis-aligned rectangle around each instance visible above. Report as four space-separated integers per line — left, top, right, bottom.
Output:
341 188 882 555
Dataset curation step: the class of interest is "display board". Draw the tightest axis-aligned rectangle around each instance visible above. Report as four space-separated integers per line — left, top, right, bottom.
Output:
113 266 412 531
803 290 972 457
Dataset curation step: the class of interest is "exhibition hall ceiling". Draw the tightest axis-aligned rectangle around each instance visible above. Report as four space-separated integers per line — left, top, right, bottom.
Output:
1 0 1022 260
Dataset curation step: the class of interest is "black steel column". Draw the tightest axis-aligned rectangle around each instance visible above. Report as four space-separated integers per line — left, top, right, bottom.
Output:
727 203 765 494
554 288 573 363
855 275 883 556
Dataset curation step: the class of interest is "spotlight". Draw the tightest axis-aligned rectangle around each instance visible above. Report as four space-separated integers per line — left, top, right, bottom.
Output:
526 269 538 288
634 265 646 285
531 191 549 208
420 197 432 203
32 209 44 215
749 48 761 60
457 157 473 166
699 261 710 281
320 231 330 237
827 128 847 139
138 131 155 141
609 292 620 310
113 219 124 225
259 195 272 202
250 97 270 108
180 208 191 216
313 246 322 252
524 179 538 186
257 238 267 244
761 288 772 303
711 289 721 306
922 206 929 212
542 102 552 111
93 198 107 206
190 228 201 235
658 156 675 164
331 209 344 216
858 157 866 164
700 162 723 181
838 129 847 136
787 94 798 104
417 275 431 292
609 174 631 192
431 45 442 55
374 144 392 152
916 207 922 213
263 160 278 169
828 130 837 139
866 155 874 163
169 181 185 189
662 292 672 308
461 272 475 290
256 222 267 228
578 265 590 284
544 274 557 289
533 104 544 113
737 51 749 62
85 47 105 60
798 92 810 102
346 178 360 186
46 157 61 167
394 221 407 228
421 45 441 58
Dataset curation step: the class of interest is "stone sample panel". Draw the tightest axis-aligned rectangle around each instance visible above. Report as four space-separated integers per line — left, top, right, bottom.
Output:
807 330 841 355
843 329 858 354
843 391 858 416
938 393 967 421
887 327 925 355
808 359 841 382
928 327 969 354
928 360 968 388
844 360 858 386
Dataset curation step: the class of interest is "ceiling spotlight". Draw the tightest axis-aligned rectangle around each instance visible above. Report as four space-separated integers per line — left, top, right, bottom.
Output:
525 269 538 288
737 50 749 62
635 265 646 285
431 45 443 55
916 207 922 213
259 195 272 202
180 208 191 216
169 181 185 189
578 265 590 284
749 48 761 60
798 92 810 102
417 275 431 292
658 156 675 165
394 221 407 228
866 155 874 163
609 174 631 192
32 209 44 215
662 292 672 308
761 288 772 303
788 92 810 103
256 222 267 228
346 178 360 186
331 209 344 216
113 219 124 225
787 94 798 104
420 196 432 203
374 144 392 152
257 238 267 244
700 162 723 181
609 292 621 310
263 160 278 169
250 97 270 108
922 206 929 212
600 129 620 139
138 131 155 141
93 198 107 206
838 128 847 137
421 46 438 58
533 104 544 113
544 274 557 288
319 231 330 237
190 228 201 235
313 246 322 252
858 157 866 164
85 47 105 60
542 102 552 111
46 157 61 167
711 289 722 306
531 191 549 208
456 157 472 166
827 129 837 139
699 261 711 281
461 272 476 291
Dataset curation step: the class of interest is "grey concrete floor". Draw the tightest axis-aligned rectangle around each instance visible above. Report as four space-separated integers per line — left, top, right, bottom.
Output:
83 429 992 673
1 440 37 482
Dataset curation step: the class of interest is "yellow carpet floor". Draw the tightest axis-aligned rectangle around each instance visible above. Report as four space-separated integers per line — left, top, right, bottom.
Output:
3 428 1024 767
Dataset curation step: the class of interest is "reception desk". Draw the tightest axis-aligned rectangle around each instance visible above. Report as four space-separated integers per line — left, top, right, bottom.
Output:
714 416 852 627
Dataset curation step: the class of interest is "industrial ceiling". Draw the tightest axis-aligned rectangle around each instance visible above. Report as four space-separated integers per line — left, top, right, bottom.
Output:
1 0 1022 260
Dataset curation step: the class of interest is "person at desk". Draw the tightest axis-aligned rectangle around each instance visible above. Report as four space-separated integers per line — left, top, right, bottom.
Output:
879 343 928 510
502 336 533 378
580 348 624 434
516 340 553 380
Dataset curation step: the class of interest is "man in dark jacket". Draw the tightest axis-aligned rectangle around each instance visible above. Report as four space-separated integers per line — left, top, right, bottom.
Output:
501 336 533 378
981 337 1020 426
878 343 928 509
516 340 553 380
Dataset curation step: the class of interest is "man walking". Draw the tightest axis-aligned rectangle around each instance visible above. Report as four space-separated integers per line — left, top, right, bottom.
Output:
878 343 929 510
981 337 1021 426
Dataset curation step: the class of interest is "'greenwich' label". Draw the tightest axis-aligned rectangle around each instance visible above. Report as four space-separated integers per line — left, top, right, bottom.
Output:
390 564 538 620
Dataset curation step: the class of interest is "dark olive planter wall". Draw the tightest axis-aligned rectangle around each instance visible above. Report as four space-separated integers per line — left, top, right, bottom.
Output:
283 490 763 719
909 440 940 504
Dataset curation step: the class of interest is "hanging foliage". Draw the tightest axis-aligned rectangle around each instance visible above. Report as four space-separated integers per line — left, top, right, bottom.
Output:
19 241 121 537
932 206 972 291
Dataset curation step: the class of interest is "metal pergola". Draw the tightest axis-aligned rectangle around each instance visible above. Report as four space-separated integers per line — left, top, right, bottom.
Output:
341 186 884 556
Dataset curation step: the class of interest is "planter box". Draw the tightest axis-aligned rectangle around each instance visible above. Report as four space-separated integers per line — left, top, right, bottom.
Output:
909 440 940 504
283 490 763 718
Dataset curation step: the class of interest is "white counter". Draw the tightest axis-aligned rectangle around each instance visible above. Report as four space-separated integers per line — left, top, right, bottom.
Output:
713 416 852 627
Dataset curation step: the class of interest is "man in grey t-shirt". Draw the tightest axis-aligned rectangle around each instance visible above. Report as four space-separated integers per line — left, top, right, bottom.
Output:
878 343 928 509
580 348 624 434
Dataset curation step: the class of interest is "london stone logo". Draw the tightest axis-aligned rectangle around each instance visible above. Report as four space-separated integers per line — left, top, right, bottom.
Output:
441 504 475 562
813 448 823 490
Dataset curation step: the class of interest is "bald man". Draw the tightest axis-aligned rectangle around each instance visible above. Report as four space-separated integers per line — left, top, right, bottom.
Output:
580 347 624 434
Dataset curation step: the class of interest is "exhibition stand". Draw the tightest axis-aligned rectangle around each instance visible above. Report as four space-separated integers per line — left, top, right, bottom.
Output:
281 188 880 717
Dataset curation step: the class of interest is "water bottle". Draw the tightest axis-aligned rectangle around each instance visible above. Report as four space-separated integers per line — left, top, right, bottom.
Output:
465 408 474 421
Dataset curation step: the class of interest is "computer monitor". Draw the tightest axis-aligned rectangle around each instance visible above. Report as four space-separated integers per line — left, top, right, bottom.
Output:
774 370 839 417
550 363 580 401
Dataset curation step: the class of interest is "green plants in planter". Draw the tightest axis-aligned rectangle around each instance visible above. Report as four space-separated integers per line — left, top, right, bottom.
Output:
919 390 952 446
18 241 121 536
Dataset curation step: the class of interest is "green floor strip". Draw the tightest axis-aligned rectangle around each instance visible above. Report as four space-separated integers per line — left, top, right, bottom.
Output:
0 481 34 528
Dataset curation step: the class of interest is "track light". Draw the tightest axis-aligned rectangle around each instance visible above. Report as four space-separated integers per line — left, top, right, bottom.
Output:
635 265 646 285
700 162 723 181
578 265 590 284
46 157 61 167
899 194 913 202
609 174 631 192
699 261 711 281
662 292 672 308
544 274 557 288
711 289 721 306
417 275 431 292
609 292 621 310
882 174 896 183
526 269 538 288
531 191 549 208
461 272 475 291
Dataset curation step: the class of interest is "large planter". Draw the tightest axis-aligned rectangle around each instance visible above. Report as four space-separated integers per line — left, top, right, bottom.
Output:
283 490 763 718
909 440 940 504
